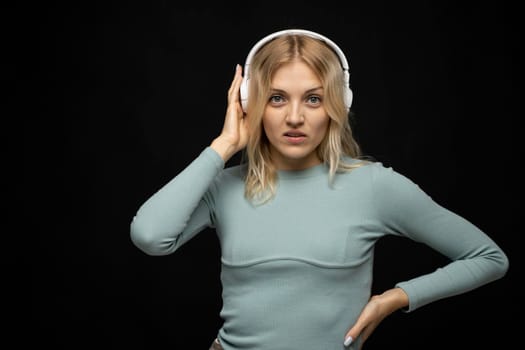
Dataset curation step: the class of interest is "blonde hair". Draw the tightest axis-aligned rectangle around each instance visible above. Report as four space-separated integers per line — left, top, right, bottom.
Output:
242 33 366 205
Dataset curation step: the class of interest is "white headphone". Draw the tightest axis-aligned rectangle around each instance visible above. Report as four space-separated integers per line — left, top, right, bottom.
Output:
239 29 353 112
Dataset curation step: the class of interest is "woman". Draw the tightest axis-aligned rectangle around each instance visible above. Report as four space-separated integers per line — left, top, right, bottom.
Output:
130 29 509 349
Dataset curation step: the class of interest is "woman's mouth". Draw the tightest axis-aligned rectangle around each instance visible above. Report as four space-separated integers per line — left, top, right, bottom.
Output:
283 131 307 144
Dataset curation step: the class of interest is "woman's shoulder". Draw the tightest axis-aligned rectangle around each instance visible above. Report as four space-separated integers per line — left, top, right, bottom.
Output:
340 155 390 174
338 156 412 188
217 162 247 183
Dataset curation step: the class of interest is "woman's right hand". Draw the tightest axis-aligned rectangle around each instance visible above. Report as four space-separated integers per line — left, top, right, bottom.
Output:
210 64 250 162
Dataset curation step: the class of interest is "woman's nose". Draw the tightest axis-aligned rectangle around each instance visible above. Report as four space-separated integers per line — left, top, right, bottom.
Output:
285 105 305 126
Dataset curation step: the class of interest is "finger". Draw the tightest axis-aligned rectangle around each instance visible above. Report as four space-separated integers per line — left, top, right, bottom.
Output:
344 323 365 348
344 329 357 347
228 64 243 102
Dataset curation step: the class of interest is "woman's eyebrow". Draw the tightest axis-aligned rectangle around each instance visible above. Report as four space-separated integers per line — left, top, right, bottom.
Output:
269 87 324 94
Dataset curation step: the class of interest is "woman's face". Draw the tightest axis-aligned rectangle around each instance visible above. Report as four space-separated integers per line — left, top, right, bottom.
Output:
262 60 330 171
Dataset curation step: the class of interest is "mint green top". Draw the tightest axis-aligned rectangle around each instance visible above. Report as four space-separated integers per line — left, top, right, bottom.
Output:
130 147 508 350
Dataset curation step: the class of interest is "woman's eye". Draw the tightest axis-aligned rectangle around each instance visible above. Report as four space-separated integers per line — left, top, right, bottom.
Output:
269 95 285 104
307 95 322 104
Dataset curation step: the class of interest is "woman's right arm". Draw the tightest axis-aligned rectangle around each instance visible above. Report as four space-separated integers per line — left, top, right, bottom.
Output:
130 64 248 256
130 147 225 256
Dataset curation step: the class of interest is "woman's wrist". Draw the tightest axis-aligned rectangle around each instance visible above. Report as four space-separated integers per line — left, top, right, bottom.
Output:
373 287 409 315
210 137 238 163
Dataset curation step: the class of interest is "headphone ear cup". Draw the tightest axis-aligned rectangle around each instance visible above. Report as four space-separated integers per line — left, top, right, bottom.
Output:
344 87 353 111
240 76 249 112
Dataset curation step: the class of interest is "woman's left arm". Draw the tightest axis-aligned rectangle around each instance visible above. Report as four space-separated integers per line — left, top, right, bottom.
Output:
371 164 509 311
343 164 509 349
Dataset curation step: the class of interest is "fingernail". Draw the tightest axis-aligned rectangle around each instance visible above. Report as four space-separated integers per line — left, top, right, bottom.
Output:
344 335 353 347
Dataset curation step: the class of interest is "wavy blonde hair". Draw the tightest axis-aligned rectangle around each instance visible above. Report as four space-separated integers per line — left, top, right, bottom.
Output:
242 33 366 205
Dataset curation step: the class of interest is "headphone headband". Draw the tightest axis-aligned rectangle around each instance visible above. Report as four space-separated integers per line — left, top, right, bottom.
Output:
244 29 349 74
240 29 353 112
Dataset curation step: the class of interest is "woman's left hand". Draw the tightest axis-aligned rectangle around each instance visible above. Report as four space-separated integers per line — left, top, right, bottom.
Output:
344 287 409 349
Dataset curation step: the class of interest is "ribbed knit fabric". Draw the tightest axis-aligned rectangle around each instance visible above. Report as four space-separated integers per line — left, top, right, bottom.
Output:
130 147 508 350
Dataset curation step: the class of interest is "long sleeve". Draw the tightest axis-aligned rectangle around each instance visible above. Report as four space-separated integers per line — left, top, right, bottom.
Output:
371 164 509 312
127 157 509 349
130 147 225 256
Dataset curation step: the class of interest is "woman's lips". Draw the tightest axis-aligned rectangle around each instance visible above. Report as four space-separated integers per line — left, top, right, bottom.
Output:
283 132 307 144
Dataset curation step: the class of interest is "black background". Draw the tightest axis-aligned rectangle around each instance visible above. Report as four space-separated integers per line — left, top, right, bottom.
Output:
26 1 520 349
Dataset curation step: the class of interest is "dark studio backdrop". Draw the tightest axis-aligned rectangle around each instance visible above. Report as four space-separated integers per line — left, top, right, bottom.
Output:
27 1 520 349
